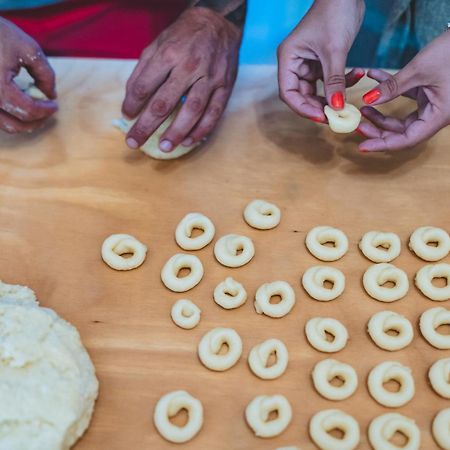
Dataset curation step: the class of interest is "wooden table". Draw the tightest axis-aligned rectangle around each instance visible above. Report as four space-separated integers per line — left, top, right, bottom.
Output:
0 59 449 449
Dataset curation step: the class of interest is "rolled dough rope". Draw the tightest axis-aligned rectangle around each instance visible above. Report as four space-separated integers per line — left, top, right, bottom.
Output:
363 263 409 302
248 338 289 380
409 226 450 261
243 199 281 230
302 266 345 301
161 253 204 293
432 408 450 450
324 103 362 133
254 281 296 318
305 317 349 353
214 234 255 268
420 306 450 349
213 277 247 309
305 226 349 261
245 395 292 438
170 299 201 330
175 213 215 250
101 233 147 270
429 358 450 399
359 231 401 263
368 413 420 450
153 390 203 443
415 263 450 301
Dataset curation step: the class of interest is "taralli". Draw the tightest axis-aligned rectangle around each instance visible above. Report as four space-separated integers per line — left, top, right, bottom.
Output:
161 253 204 292
198 327 242 371
312 359 358 401
213 277 247 309
101 234 147 270
415 263 450 301
305 317 349 353
175 213 215 250
409 226 450 261
153 390 203 443
359 231 401 263
245 395 292 438
302 266 345 301
432 408 450 450
254 281 296 318
305 226 349 261
429 358 450 399
214 234 255 268
368 361 415 407
368 413 420 450
248 339 289 380
363 263 409 302
367 311 414 351
170 299 201 330
244 199 281 230
324 103 362 134
420 307 450 349
309 409 360 450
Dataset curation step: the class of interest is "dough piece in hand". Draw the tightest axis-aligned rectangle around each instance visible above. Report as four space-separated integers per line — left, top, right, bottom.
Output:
244 199 281 230
324 103 362 133
429 358 450 399
432 408 450 450
101 233 147 271
171 299 201 329
213 277 247 309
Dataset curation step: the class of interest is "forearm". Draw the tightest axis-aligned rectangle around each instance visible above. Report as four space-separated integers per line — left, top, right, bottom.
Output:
189 0 247 29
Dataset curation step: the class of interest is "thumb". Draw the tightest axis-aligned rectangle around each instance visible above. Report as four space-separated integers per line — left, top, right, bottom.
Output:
321 50 347 110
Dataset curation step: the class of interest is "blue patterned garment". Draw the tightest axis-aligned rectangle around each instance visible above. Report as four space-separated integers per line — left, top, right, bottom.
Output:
0 0 64 9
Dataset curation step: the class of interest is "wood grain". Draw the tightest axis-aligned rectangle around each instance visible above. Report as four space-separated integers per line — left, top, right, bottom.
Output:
0 59 449 449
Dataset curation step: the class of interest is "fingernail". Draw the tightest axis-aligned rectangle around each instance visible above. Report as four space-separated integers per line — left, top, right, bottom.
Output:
310 116 325 123
331 92 344 109
159 139 173 152
363 88 381 105
182 137 194 147
126 138 139 149
356 71 365 80
355 128 366 137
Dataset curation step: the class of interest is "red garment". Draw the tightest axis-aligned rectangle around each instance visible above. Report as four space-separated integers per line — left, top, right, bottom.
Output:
2 0 186 58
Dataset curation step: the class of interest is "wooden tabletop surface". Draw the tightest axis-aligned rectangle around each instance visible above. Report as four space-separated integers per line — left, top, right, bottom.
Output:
0 58 449 449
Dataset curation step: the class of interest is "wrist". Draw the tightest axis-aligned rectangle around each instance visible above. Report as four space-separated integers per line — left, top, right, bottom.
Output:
189 1 247 29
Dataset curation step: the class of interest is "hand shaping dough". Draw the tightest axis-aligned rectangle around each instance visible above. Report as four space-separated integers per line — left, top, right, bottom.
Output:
248 338 289 380
363 263 409 302
161 253 204 292
324 103 362 133
101 233 147 270
171 299 201 329
432 408 450 450
305 317 349 353
429 358 450 399
409 226 450 261
214 234 255 267
175 213 215 250
415 263 450 301
302 266 345 301
254 281 296 318
359 231 401 263
420 306 450 349
153 390 203 443
213 277 247 309
243 199 281 230
305 226 349 261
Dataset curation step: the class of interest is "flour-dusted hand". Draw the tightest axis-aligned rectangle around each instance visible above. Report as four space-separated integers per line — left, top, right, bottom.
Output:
0 18 57 134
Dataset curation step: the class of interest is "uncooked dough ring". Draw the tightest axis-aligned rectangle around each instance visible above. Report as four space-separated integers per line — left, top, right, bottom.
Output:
153 390 203 443
429 358 450 399
359 231 401 263
170 299 201 329
243 199 281 230
415 263 450 301
254 281 296 318
312 359 358 401
309 409 360 450
368 361 415 407
432 408 450 450
198 327 242 371
245 395 292 438
175 213 215 250
420 307 450 349
305 226 349 261
302 266 345 301
213 277 247 309
101 233 147 270
367 311 414 351
409 226 450 261
305 317 349 353
363 263 409 302
248 338 288 380
368 413 420 450
324 103 362 133
161 253 204 292
214 234 255 268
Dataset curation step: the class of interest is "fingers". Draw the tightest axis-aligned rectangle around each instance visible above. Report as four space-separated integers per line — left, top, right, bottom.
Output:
22 48 57 99
366 68 419 100
360 106 406 133
0 109 47 134
345 68 365 88
320 48 347 110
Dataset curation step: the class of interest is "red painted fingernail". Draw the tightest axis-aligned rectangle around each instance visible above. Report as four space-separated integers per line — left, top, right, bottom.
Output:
310 116 325 123
355 128 366 137
356 71 365 80
363 88 381 105
331 92 344 109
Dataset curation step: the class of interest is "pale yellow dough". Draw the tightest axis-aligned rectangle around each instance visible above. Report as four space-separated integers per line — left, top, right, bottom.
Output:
324 103 362 133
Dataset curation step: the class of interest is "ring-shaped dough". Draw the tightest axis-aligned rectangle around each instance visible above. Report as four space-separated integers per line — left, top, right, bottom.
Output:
305 226 349 261
432 408 450 450
415 263 450 301
420 307 450 349
153 390 203 443
254 281 296 318
245 395 292 438
368 413 420 450
363 263 409 302
198 327 242 371
161 253 204 293
101 233 147 270
312 359 358 400
309 409 360 450
409 226 450 261
214 234 255 268
171 299 201 329
302 266 345 301
324 103 362 134
248 338 289 380
429 358 450 399
359 231 401 263
368 361 415 407
305 317 349 353
243 199 281 230
213 277 247 309
367 311 414 351
175 213 215 250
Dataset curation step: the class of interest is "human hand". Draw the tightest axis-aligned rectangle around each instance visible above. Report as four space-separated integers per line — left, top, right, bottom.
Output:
0 18 57 134
122 7 242 152
277 0 365 122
